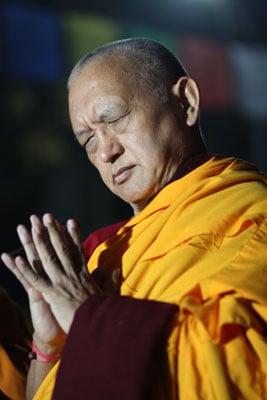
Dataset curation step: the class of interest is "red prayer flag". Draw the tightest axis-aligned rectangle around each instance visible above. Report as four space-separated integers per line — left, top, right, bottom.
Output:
181 36 233 110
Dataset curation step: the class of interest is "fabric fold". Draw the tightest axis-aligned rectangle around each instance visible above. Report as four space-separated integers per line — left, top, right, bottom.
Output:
53 294 178 400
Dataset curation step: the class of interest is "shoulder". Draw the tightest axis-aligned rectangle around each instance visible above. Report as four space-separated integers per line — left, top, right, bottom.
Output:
82 220 128 260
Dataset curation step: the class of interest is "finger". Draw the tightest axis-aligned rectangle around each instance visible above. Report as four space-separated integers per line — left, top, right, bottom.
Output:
42 213 77 277
92 266 121 293
30 214 42 227
112 268 121 287
66 219 86 270
1 253 32 292
17 224 44 276
31 220 63 284
66 219 82 248
66 219 99 292
30 214 48 264
15 256 49 294
79 267 102 294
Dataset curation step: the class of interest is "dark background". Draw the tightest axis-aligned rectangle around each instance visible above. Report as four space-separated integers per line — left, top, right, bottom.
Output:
0 0 267 306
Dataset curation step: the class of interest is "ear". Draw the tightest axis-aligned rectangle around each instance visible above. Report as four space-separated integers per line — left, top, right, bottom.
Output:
171 77 200 127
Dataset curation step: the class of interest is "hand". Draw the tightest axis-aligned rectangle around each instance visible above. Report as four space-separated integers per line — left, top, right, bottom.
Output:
1 214 102 347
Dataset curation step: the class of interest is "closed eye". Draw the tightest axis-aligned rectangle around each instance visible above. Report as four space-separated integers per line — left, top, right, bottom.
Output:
74 129 95 148
83 134 95 148
108 110 131 125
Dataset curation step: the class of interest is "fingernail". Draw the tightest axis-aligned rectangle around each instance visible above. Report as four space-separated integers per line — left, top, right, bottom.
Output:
30 214 40 226
112 268 121 283
43 213 53 225
67 219 75 230
17 225 29 244
1 253 9 263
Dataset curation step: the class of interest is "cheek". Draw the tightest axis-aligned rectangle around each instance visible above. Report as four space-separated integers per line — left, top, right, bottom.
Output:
126 129 156 155
86 154 106 181
132 133 165 162
95 163 113 187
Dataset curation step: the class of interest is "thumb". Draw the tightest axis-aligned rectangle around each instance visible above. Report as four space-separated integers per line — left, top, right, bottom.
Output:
28 287 43 303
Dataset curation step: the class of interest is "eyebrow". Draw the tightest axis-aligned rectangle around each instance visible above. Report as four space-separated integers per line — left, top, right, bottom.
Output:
74 129 91 141
73 104 129 140
98 107 120 121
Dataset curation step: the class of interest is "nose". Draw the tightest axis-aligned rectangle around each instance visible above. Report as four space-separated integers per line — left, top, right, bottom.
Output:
98 135 124 164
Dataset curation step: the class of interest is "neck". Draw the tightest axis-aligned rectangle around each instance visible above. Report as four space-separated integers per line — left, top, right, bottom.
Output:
131 150 211 215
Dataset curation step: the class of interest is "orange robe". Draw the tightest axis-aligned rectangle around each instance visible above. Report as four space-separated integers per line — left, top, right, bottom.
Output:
0 346 28 400
35 156 267 399
0 289 30 400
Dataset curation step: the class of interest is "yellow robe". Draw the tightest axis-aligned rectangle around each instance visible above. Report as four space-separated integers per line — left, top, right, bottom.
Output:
34 156 267 399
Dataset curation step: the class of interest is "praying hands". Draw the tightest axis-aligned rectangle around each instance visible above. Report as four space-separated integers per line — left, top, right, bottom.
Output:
1 213 117 351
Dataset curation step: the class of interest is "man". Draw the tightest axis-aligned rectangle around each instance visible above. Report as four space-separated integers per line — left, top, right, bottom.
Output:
1 38 267 400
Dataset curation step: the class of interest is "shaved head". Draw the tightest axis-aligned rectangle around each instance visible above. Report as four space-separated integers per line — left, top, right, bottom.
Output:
68 38 188 104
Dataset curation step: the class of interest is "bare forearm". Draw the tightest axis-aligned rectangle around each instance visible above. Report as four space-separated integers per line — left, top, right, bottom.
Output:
27 360 57 400
26 334 64 400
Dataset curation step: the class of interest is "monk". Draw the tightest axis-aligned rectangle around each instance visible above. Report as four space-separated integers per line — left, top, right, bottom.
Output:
1 38 267 400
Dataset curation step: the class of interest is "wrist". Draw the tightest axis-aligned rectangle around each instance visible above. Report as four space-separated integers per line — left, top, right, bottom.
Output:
32 332 65 355
29 341 61 363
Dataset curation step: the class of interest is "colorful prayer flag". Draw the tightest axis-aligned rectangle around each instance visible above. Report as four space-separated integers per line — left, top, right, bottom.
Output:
181 36 233 110
61 12 121 68
230 43 267 120
1 3 65 81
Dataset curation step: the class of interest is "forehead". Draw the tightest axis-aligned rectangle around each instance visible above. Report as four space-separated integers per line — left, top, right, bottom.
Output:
70 56 135 93
68 59 151 123
70 60 133 102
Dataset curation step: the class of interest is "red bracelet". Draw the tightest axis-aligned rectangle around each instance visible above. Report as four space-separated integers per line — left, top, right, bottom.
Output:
29 341 61 362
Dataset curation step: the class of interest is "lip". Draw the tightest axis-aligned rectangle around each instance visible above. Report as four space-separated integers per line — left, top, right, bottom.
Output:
113 166 134 184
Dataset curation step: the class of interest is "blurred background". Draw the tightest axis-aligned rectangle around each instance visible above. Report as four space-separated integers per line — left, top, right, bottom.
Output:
0 0 267 306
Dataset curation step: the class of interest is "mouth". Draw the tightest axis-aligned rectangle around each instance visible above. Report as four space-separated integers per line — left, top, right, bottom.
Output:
113 166 134 184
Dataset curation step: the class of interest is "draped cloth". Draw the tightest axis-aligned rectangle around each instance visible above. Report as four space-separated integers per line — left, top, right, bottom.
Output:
35 156 267 399
0 289 31 400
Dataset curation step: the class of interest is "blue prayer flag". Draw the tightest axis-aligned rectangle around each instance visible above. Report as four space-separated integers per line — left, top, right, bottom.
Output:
1 3 65 81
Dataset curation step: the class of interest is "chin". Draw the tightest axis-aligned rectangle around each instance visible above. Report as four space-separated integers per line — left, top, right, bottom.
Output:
113 179 157 205
119 192 156 214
